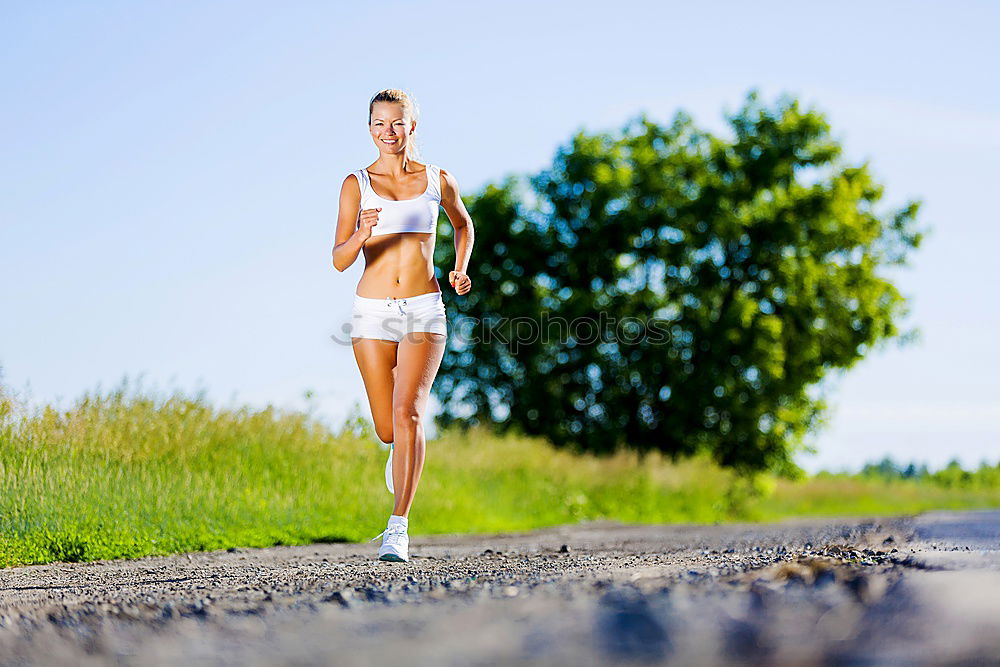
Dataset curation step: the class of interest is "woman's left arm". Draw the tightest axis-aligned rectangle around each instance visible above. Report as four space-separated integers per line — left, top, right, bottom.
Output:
440 167 475 295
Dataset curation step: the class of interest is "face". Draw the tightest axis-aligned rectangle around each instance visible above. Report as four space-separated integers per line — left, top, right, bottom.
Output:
369 101 415 155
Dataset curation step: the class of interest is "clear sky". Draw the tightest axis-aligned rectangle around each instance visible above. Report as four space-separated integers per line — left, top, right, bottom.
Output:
2 1 997 474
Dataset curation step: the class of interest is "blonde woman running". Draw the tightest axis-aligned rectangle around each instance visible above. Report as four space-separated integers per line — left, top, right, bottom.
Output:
333 89 475 562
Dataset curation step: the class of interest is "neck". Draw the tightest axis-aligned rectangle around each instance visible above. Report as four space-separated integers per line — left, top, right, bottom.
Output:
375 151 411 177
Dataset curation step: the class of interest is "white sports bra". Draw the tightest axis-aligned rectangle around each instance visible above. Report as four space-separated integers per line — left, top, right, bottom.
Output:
353 164 442 237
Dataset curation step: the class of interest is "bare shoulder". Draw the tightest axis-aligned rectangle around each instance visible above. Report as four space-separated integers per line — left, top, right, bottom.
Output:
341 171 361 193
438 166 460 197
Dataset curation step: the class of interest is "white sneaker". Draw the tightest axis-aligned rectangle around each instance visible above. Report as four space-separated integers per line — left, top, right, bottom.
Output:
384 443 394 494
370 521 409 562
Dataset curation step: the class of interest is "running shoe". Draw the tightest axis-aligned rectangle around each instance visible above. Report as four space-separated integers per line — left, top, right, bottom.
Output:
385 443 394 494
370 521 409 562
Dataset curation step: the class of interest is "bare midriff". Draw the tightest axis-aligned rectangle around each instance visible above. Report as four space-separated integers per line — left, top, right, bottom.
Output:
355 232 442 299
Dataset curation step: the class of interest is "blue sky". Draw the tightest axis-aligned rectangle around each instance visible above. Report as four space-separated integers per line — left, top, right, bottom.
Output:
2 1 997 474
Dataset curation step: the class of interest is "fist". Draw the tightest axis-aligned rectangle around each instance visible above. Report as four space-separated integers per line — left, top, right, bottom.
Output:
357 207 381 242
449 270 472 295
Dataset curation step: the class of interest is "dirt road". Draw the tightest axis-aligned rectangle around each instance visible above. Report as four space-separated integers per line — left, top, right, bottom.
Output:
2 509 998 665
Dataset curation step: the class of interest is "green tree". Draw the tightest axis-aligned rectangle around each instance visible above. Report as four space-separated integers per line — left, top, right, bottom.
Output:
861 456 904 480
931 458 973 488
434 89 924 476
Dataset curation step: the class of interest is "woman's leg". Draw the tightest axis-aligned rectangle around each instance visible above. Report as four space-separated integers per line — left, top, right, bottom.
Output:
391 331 446 517
351 337 399 444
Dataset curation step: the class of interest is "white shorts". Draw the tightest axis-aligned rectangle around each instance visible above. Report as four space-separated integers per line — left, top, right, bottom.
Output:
350 291 448 342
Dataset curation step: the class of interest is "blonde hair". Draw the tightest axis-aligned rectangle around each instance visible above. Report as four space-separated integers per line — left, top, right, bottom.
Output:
368 88 422 162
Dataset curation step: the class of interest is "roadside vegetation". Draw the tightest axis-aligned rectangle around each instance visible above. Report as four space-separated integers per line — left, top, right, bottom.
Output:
2 379 997 568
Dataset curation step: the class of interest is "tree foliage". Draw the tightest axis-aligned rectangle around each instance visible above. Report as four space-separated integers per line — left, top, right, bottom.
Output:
433 89 924 476
855 456 1000 488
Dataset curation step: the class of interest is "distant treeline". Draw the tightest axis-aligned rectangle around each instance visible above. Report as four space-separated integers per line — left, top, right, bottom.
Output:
819 456 1000 488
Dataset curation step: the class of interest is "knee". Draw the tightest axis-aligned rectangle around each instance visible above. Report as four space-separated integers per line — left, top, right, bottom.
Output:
393 403 421 427
375 424 394 444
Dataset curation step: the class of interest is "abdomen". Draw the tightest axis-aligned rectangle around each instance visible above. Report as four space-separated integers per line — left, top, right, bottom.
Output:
356 234 440 298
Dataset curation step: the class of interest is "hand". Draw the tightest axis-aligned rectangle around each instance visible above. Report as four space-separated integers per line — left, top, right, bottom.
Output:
356 207 381 243
449 270 472 295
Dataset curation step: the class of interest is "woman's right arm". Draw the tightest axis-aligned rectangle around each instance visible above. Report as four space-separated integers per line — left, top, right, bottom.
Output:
332 175 379 272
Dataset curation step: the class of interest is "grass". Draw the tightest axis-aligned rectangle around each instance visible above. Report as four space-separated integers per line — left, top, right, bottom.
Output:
2 378 998 568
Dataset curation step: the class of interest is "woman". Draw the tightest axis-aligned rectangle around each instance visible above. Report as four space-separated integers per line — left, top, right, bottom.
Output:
333 89 474 562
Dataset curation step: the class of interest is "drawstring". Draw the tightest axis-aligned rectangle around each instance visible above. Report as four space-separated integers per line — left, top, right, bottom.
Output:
384 297 408 316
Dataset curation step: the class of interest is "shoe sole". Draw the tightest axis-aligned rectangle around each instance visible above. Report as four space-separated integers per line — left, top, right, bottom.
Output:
378 553 407 562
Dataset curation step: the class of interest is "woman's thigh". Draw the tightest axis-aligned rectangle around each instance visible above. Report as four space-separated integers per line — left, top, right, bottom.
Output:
392 332 446 414
351 337 398 442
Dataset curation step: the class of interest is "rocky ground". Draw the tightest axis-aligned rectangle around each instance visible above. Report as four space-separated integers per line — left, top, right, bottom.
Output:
1 509 998 666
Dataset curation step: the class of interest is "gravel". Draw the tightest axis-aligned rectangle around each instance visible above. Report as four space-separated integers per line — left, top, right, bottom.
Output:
1 510 998 665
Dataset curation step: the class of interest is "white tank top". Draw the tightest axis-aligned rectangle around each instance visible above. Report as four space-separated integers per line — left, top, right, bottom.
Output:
353 164 442 237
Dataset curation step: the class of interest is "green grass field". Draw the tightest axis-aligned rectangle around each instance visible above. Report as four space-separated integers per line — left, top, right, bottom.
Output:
2 379 998 568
